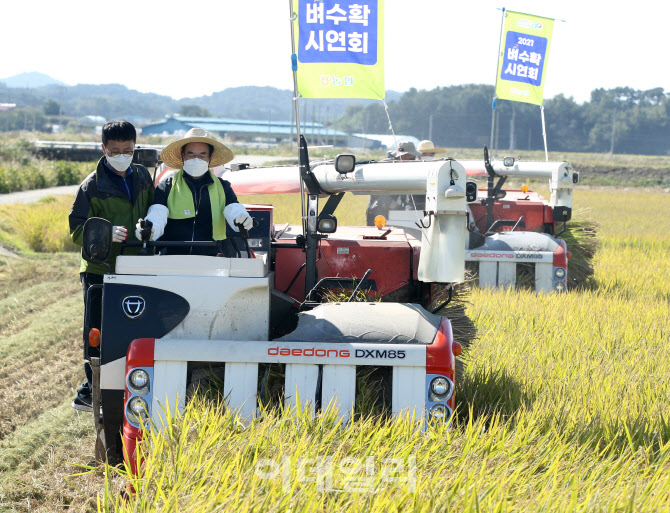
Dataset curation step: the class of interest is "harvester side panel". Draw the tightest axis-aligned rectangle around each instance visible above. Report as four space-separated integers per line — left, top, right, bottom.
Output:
392 366 425 417
498 262 516 288
101 270 272 393
469 193 548 234
223 363 259 421
535 264 554 291
152 360 187 425
321 365 357 424
274 229 414 302
465 233 568 293
148 339 430 427
285 363 320 413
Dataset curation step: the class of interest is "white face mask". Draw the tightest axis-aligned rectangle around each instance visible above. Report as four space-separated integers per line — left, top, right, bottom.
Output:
183 158 209 177
105 152 133 172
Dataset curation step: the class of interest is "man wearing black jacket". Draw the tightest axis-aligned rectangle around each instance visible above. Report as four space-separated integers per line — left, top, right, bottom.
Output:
69 120 154 411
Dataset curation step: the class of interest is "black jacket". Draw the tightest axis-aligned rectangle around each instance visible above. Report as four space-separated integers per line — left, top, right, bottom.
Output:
153 172 239 255
69 158 154 273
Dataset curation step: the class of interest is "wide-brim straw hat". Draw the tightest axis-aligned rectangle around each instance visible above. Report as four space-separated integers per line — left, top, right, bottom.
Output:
417 140 447 154
160 127 234 168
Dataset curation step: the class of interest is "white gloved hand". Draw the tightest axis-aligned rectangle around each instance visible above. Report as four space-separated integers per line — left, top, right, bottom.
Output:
223 203 254 232
135 204 169 241
112 225 128 243
135 218 155 241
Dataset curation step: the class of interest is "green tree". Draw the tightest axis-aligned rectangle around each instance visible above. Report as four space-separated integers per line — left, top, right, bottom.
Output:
43 99 61 116
179 105 212 117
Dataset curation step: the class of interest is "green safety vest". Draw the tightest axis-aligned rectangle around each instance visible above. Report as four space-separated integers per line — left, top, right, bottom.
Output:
167 169 227 240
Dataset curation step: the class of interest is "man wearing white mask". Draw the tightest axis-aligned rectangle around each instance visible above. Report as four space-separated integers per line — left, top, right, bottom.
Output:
137 127 253 256
69 120 154 411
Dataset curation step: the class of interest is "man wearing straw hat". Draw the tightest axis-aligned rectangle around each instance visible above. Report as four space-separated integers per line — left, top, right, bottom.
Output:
136 127 253 256
416 140 447 160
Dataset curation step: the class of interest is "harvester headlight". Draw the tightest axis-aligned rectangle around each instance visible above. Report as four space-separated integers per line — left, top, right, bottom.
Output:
429 404 448 420
317 214 337 234
129 369 149 390
554 267 566 280
335 154 356 174
430 376 452 398
129 396 148 414
554 282 566 292
126 396 150 426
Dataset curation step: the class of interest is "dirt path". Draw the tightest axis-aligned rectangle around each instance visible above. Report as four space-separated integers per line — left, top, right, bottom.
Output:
0 184 80 204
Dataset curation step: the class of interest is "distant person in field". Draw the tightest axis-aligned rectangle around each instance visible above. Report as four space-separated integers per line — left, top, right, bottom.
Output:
366 140 421 226
68 120 154 412
417 139 447 160
136 127 253 256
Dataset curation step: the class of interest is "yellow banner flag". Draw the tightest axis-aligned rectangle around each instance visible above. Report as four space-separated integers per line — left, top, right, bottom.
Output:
495 10 554 106
292 0 384 99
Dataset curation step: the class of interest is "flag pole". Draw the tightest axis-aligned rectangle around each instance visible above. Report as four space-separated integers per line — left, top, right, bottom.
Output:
288 0 306 232
540 105 549 161
490 7 506 154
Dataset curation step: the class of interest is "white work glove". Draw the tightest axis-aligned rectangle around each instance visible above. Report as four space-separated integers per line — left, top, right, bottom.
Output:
223 203 254 232
112 226 128 243
135 204 169 241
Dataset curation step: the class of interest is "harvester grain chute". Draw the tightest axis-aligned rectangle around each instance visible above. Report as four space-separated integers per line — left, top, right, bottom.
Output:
81 138 470 469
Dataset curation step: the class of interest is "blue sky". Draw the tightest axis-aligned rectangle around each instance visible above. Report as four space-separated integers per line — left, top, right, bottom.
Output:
2 0 667 104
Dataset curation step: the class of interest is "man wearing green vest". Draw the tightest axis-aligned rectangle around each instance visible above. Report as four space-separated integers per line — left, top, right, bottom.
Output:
137 128 252 256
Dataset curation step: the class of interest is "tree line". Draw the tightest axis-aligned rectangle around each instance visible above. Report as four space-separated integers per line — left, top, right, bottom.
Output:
1 80 668 155
331 85 670 155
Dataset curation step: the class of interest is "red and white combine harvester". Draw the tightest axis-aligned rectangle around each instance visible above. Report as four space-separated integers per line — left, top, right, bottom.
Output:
82 138 468 468
225 147 579 294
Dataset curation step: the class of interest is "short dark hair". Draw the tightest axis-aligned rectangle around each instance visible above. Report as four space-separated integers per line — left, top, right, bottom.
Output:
102 121 136 145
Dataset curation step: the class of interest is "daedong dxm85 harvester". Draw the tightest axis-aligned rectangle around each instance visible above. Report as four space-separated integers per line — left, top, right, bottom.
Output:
80 138 469 468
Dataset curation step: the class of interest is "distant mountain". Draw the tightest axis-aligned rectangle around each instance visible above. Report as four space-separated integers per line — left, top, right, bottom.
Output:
0 72 66 89
189 86 404 123
0 79 403 125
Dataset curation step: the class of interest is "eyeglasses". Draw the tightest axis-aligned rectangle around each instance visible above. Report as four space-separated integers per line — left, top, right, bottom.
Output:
106 150 134 157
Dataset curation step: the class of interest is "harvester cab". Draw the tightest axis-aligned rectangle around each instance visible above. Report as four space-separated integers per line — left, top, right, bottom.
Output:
82 142 469 466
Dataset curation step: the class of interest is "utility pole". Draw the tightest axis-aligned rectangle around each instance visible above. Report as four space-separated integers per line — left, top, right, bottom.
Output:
290 106 295 147
428 114 433 141
311 102 316 144
609 109 616 154
509 105 516 152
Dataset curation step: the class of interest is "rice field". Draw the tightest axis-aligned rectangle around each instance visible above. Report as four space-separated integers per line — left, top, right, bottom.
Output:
90 188 670 512
0 185 668 511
